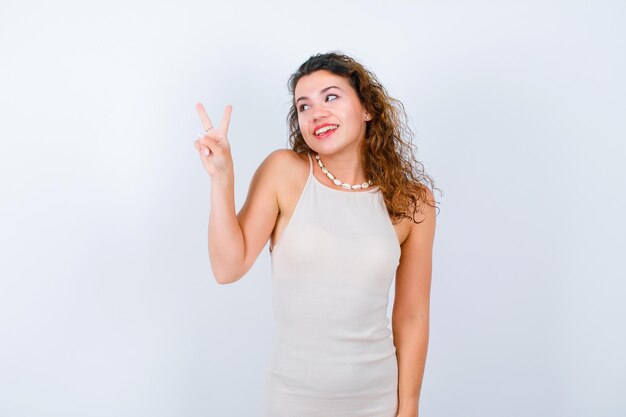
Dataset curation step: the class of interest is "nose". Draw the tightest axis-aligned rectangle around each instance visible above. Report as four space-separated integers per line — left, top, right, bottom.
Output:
312 105 330 121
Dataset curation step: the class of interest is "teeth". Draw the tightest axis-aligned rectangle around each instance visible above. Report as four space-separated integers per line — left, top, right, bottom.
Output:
315 125 338 135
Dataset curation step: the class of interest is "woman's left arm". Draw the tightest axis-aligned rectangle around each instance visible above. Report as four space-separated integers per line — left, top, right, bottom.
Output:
392 190 437 417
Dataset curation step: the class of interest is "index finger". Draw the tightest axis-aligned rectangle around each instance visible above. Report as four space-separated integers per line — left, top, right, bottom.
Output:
195 102 214 131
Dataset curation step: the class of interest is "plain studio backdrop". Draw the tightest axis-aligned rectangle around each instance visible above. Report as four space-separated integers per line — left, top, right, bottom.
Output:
1 0 624 416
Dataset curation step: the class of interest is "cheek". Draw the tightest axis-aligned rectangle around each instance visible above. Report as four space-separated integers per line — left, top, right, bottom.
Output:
297 118 307 132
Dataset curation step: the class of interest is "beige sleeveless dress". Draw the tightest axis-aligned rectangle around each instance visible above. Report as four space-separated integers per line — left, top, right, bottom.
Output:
262 152 401 416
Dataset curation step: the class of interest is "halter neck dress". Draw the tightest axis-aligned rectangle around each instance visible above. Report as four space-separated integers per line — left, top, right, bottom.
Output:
262 151 401 417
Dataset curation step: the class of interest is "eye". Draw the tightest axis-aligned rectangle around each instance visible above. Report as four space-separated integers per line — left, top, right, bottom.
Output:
298 94 339 112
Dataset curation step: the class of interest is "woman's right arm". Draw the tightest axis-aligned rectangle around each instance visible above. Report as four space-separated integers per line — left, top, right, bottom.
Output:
207 151 284 284
194 103 281 284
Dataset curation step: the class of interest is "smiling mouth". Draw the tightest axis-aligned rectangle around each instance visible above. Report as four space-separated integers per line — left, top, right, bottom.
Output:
314 126 339 138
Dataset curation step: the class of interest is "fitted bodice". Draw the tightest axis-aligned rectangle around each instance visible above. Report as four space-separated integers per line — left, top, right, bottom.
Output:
262 151 401 416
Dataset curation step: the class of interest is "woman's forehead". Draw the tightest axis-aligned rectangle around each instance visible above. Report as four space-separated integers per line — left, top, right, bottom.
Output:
295 70 349 94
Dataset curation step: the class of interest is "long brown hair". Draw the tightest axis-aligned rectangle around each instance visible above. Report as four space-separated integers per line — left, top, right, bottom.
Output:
286 51 441 224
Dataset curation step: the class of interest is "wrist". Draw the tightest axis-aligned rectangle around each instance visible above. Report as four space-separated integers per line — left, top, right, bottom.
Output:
211 169 234 187
397 398 419 417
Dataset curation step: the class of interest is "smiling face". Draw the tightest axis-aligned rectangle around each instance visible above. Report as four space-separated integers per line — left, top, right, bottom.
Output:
294 70 371 155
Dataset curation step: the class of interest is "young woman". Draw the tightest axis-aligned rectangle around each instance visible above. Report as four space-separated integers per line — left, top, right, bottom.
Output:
194 51 439 417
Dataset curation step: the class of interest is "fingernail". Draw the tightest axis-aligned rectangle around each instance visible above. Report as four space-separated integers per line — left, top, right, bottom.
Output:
203 148 209 155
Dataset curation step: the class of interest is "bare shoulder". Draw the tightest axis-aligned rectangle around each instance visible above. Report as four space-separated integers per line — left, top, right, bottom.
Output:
262 148 303 173
256 149 306 187
251 149 308 208
265 149 309 211
405 187 437 245
248 149 293 186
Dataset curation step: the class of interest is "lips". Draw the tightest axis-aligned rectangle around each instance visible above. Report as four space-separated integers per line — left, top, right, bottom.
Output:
313 123 339 136
315 126 338 139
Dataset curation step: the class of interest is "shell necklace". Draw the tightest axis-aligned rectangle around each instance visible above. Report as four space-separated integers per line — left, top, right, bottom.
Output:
314 153 373 190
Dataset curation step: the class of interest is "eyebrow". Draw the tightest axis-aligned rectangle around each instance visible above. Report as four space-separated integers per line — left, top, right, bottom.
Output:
296 86 342 104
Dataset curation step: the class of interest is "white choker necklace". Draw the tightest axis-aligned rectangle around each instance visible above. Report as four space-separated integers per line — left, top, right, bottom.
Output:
314 153 373 190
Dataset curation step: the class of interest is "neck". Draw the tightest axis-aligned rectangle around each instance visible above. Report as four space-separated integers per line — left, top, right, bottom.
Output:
314 151 369 185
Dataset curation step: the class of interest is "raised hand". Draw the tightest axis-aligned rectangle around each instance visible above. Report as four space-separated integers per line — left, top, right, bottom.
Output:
194 103 233 178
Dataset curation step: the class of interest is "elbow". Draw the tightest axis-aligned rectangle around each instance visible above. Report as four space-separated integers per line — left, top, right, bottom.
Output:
209 252 246 284
211 266 242 285
214 276 235 285
214 257 253 284
214 276 230 285
214 272 241 285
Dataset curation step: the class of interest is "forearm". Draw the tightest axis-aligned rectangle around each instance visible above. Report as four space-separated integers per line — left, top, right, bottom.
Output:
393 316 429 416
208 170 244 284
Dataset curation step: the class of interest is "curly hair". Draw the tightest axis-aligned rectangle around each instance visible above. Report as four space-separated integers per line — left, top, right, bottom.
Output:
286 51 441 224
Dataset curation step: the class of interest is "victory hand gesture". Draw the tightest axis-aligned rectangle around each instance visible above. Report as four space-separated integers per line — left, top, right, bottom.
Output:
194 103 233 178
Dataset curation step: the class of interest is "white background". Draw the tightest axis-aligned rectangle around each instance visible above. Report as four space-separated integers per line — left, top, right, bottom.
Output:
1 0 625 416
